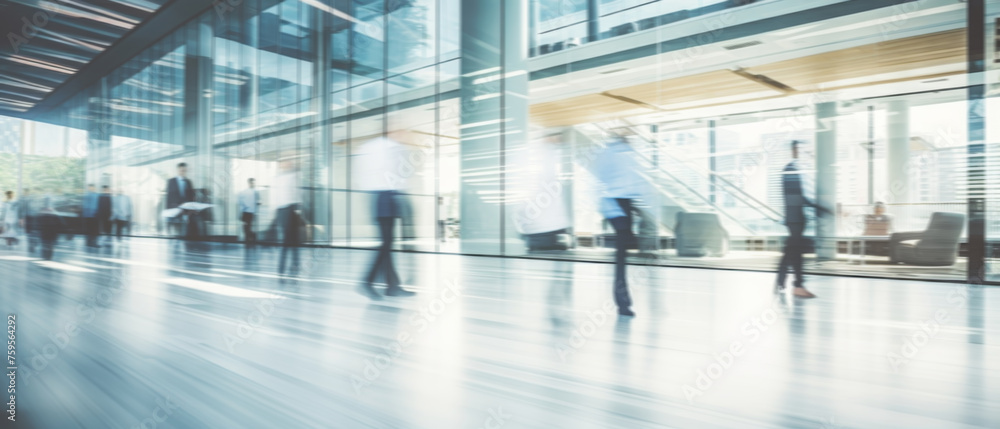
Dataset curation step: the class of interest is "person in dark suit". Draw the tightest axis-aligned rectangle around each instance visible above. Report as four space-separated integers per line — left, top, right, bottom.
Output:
274 160 304 277
19 188 38 253
36 207 66 260
166 162 196 238
96 186 113 246
775 141 830 298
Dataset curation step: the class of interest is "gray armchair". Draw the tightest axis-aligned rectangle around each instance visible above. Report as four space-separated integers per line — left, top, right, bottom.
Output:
675 212 729 257
889 212 965 266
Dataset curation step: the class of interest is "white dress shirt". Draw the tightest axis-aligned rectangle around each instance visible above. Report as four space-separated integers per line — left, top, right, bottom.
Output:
111 194 132 221
175 176 188 198
238 188 259 214
354 137 410 191
272 172 301 209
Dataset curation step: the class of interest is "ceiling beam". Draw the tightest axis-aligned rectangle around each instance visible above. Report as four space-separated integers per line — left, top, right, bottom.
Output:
23 0 219 121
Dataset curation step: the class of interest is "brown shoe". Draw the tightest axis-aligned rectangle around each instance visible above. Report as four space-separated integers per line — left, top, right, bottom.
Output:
793 287 816 299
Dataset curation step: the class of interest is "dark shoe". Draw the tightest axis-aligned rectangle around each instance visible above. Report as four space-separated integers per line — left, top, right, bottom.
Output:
357 284 382 300
617 307 635 317
385 287 416 297
793 287 816 299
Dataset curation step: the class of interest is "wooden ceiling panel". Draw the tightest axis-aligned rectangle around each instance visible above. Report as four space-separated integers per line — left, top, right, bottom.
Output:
530 30 967 128
530 93 649 128
610 70 775 106
746 29 966 91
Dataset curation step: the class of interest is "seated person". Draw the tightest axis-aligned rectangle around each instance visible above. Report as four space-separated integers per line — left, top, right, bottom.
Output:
863 202 893 236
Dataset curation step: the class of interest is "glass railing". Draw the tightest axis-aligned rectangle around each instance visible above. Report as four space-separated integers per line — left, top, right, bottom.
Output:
572 122 785 237
533 0 756 56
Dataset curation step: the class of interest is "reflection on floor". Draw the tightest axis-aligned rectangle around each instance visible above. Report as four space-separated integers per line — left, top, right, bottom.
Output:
529 248 967 282
3 238 998 428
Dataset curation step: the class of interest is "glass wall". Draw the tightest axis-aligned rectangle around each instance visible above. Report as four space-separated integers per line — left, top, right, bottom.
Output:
17 0 997 283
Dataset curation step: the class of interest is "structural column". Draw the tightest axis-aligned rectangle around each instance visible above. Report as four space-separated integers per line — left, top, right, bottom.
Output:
183 17 215 195
966 0 986 283
886 99 910 204
310 6 332 243
815 102 837 260
460 0 530 255
587 0 600 42
86 80 111 186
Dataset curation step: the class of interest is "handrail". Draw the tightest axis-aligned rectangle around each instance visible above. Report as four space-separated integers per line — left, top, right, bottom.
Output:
620 122 785 222
580 124 758 235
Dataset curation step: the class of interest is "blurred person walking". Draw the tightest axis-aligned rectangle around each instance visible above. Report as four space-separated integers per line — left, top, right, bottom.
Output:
82 184 99 247
97 185 113 247
36 206 67 260
593 131 647 317
355 126 416 299
1 191 21 247
775 140 830 299
111 188 133 241
274 160 304 277
238 178 260 245
20 188 39 253
166 162 196 239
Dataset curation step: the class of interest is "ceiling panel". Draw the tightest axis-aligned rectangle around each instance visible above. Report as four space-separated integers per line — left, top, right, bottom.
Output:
530 29 967 128
0 0 171 115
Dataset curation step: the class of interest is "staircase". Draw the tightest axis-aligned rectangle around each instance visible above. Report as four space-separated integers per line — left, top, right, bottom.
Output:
569 122 784 241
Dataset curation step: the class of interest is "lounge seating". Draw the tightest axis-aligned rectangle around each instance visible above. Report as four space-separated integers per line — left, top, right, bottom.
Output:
675 212 728 257
889 212 965 266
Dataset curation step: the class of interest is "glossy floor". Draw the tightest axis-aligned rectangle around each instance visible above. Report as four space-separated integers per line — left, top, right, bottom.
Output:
2 238 998 429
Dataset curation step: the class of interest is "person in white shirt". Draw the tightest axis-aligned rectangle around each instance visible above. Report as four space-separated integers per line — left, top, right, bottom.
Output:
111 189 133 241
354 128 416 299
238 178 260 244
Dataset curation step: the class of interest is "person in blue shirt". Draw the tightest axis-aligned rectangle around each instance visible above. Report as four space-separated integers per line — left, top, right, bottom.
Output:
82 184 99 247
593 132 647 317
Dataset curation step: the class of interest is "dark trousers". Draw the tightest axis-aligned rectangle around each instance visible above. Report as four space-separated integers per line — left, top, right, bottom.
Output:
113 220 129 240
777 222 806 288
278 206 300 275
85 217 98 246
98 218 112 245
366 217 400 288
608 198 634 309
25 216 38 251
41 238 56 260
185 213 201 240
241 212 255 244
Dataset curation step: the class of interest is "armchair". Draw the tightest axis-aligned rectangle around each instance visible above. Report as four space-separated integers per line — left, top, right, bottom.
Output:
889 212 965 266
